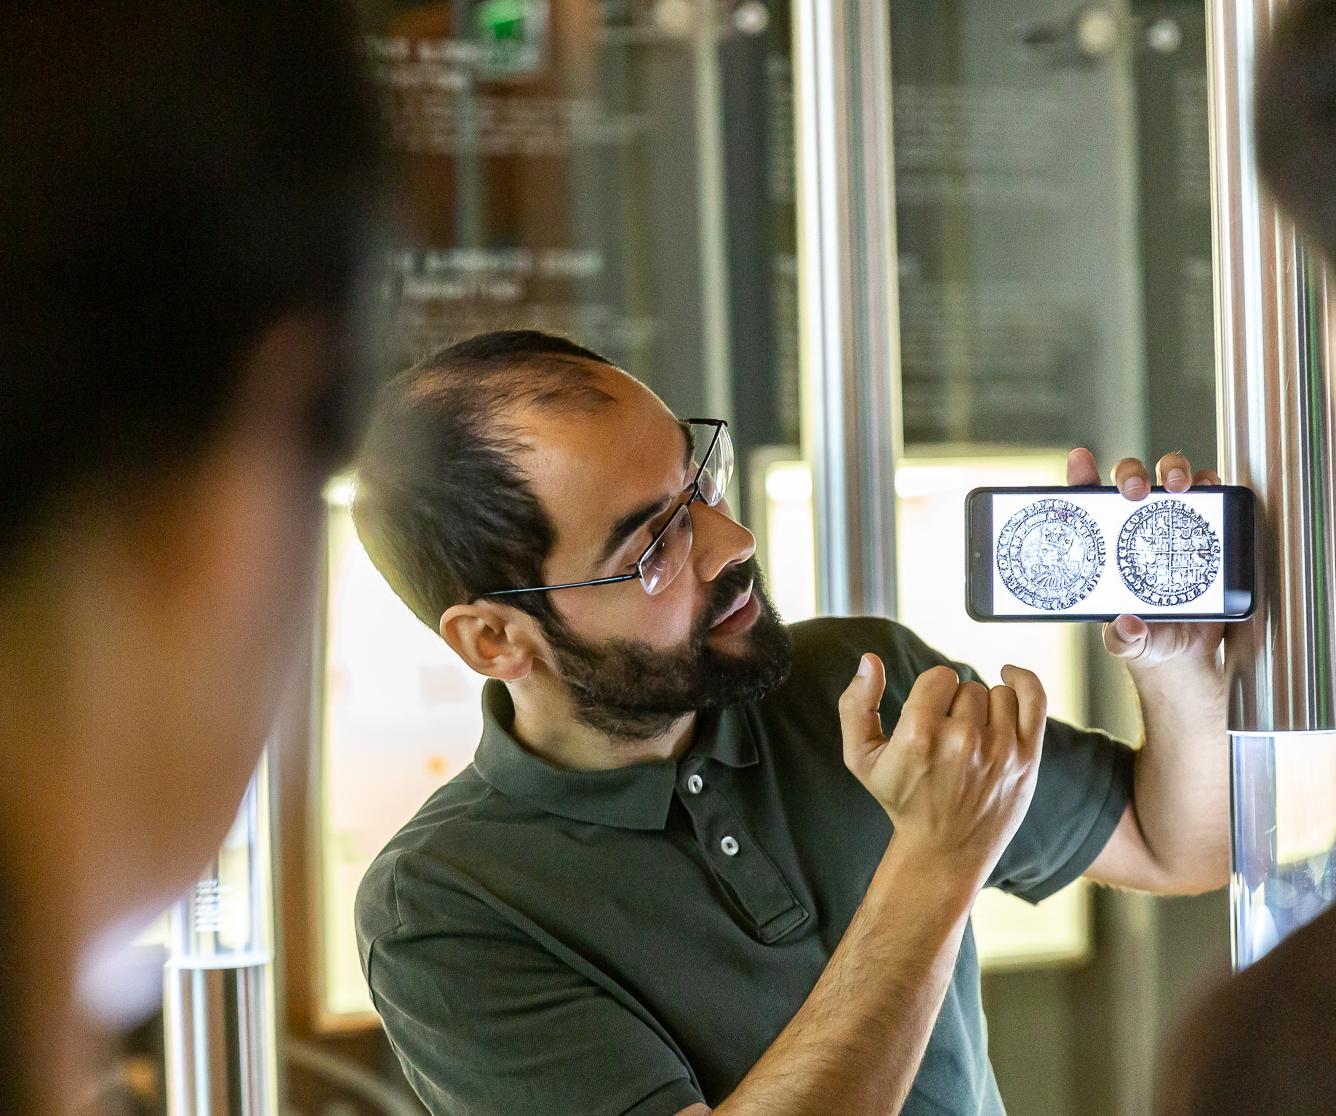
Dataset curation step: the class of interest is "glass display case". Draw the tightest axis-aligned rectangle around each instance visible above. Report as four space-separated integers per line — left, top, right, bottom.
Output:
1232 733 1336 967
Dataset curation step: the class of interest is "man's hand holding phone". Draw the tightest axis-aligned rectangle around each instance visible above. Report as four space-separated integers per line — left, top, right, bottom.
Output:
1066 447 1226 671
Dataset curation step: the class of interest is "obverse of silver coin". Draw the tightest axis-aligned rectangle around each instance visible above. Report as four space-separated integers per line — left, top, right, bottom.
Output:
1117 499 1221 606
997 498 1106 610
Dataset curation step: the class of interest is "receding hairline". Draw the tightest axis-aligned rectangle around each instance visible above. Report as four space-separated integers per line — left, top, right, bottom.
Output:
397 351 622 414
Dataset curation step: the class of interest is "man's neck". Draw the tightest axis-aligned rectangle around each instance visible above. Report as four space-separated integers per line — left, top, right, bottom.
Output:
508 680 698 771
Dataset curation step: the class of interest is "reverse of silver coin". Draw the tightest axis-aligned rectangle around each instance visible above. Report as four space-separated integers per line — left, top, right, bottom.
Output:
1117 499 1221 606
997 498 1106 610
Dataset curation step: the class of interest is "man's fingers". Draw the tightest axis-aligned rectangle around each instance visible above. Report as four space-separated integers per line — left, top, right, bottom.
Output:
1103 614 1150 662
987 682 1019 732
1155 452 1193 493
1066 447 1100 486
999 665 1047 757
900 663 962 722
1112 457 1151 500
948 679 989 724
1195 467 1221 486
838 653 888 762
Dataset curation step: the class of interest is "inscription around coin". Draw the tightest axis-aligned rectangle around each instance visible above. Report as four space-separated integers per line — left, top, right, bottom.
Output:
997 498 1106 610
1117 499 1221 606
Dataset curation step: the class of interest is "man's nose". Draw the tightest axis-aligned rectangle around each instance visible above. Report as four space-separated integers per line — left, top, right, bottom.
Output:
689 500 755 582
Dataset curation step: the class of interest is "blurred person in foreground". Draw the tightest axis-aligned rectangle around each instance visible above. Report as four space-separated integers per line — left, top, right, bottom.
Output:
352 328 1230 1116
0 3 383 1111
1158 3 1336 1113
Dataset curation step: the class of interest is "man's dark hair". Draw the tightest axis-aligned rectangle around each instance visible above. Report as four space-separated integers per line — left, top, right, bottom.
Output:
351 330 617 632
1257 0 1336 258
0 1 384 567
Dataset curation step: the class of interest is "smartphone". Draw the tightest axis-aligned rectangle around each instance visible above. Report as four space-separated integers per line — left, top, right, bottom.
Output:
965 485 1256 621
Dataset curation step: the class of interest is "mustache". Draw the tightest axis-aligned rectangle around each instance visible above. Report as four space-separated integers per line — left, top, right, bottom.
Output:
700 558 762 632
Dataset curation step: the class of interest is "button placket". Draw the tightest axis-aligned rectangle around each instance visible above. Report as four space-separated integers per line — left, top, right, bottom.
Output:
677 760 809 943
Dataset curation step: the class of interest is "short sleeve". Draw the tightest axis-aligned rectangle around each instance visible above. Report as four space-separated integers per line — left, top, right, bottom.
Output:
363 868 703 1116
854 618 1134 906
985 718 1134 903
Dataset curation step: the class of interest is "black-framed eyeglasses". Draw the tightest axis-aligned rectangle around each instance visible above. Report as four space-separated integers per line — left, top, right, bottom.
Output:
482 418 733 599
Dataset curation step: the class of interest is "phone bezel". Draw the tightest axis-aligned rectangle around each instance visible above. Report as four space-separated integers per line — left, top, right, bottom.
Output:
964 484 1256 622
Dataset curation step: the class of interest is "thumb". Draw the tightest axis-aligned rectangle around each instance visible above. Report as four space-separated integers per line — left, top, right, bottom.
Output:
1103 615 1150 661
838 653 888 770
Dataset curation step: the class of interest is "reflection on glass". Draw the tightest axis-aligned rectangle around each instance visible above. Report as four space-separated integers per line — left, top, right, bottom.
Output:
1232 732 1336 967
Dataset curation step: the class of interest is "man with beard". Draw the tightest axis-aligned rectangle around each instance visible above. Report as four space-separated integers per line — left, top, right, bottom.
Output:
352 330 1228 1116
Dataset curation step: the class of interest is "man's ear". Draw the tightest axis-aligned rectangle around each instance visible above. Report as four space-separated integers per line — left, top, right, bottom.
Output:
440 602 539 681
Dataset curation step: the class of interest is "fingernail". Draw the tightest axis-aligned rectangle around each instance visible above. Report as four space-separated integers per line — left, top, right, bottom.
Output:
857 655 873 679
1124 479 1148 499
1117 616 1141 638
1166 468 1188 489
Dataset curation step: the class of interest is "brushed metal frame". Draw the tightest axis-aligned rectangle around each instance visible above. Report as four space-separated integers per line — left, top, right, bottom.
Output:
1207 0 1336 734
793 0 902 618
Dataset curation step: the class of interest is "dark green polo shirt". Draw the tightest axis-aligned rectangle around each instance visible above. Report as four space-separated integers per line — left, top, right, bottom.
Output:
357 617 1133 1116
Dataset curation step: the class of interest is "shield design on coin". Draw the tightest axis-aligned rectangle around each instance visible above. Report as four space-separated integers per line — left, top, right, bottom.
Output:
997 498 1106 610
1117 499 1220 606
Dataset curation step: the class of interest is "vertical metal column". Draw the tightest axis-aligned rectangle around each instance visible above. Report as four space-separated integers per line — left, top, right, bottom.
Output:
1208 0 1336 737
691 0 735 427
1206 0 1336 967
793 0 902 618
164 757 280 1114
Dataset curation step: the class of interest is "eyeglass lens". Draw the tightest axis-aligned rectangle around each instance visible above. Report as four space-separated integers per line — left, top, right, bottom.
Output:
638 503 693 595
637 425 733 596
697 425 734 507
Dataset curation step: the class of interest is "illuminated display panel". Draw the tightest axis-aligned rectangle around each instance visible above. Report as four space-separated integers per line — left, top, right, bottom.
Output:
316 480 486 1023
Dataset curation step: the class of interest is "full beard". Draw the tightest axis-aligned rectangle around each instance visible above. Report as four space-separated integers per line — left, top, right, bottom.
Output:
542 558 794 740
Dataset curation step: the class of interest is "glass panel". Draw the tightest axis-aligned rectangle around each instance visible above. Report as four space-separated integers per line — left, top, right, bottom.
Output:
889 1 1146 456
1232 732 1336 967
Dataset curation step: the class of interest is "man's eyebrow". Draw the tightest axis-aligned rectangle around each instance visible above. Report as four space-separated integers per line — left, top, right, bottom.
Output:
595 423 697 568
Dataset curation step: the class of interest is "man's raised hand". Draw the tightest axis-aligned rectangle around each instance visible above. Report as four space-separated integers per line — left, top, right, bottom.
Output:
838 656 1047 888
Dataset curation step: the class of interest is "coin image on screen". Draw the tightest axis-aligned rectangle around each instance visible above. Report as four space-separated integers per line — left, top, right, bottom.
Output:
1117 499 1221 606
997 498 1106 610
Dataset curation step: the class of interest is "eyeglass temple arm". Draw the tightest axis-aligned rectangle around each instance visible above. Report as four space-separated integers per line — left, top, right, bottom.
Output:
481 571 641 598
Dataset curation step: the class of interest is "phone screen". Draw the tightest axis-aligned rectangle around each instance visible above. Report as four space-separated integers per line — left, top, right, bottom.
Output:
986 489 1227 618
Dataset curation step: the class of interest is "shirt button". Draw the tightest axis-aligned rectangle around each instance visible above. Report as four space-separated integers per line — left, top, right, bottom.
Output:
720 835 740 856
686 774 704 795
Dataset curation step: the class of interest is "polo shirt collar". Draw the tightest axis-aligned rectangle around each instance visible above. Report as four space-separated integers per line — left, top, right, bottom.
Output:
472 680 759 831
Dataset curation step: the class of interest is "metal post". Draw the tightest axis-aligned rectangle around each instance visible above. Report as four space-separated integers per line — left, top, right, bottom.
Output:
793 0 902 618
691 0 735 427
1208 0 1336 736
164 757 280 1115
1207 0 1336 967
